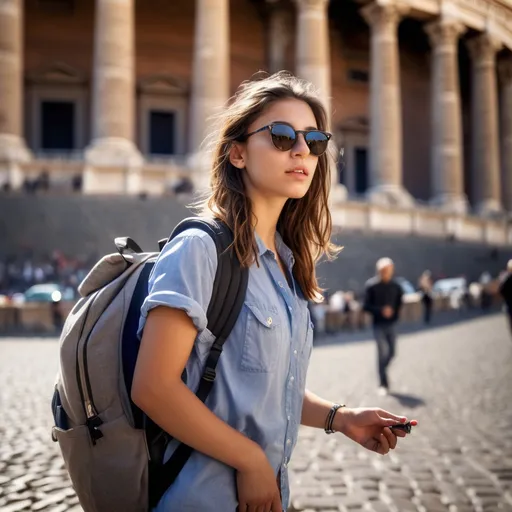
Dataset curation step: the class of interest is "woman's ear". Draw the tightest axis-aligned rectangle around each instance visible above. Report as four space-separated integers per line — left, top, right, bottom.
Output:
229 142 246 169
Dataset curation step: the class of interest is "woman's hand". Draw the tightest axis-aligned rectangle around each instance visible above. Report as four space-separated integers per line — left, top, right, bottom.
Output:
334 407 417 455
236 449 282 512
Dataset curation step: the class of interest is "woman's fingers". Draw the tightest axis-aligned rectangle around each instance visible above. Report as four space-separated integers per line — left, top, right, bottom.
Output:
271 492 283 512
376 432 390 455
382 427 397 450
377 409 408 424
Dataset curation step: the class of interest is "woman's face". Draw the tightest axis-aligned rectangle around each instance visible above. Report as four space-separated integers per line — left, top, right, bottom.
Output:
233 98 321 204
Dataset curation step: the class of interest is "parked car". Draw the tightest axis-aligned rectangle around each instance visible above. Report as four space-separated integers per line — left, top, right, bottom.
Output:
395 277 422 302
432 277 467 298
22 283 75 303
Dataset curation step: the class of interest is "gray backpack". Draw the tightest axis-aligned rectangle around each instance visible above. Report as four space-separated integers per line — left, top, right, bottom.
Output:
51 217 249 512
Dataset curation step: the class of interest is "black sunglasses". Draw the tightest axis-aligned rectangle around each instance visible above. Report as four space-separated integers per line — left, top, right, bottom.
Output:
242 123 332 157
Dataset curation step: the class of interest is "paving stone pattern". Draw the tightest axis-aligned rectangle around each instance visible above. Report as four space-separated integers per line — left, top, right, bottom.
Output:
0 314 511 511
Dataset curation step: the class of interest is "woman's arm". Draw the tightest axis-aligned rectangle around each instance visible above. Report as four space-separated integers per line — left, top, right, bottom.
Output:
301 389 414 455
300 389 343 430
132 306 266 472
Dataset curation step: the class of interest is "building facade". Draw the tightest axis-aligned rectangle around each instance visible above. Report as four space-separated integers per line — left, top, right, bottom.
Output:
1 0 512 243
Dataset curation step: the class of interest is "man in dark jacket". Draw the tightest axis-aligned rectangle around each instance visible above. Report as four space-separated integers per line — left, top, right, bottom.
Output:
499 260 512 335
364 258 403 395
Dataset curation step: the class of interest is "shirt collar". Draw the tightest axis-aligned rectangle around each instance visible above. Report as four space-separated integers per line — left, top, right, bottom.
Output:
254 231 295 270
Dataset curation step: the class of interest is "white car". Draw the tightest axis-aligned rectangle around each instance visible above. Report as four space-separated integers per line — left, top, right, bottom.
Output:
432 277 467 298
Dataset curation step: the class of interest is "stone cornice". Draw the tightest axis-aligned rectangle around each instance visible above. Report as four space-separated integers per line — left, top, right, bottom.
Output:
137 75 188 95
26 62 87 85
370 0 512 50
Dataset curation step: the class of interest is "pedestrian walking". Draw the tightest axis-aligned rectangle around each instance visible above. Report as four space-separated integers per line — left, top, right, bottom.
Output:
364 258 404 396
132 72 415 511
499 259 512 335
418 270 434 324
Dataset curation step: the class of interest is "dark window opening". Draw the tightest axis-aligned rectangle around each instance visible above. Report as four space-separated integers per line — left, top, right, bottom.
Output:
347 69 369 83
149 110 176 155
41 101 75 150
354 147 368 194
37 0 75 13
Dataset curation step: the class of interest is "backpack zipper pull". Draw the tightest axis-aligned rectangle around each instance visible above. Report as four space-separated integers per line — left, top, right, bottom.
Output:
86 414 104 445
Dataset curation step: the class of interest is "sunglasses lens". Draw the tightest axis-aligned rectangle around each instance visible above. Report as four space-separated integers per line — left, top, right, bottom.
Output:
305 131 329 156
270 124 296 151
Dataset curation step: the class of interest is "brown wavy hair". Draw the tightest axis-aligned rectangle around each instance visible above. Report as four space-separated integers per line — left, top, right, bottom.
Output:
199 72 340 301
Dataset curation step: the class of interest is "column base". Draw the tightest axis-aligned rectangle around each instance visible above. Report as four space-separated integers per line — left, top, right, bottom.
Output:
85 137 143 167
0 134 32 189
187 152 212 195
84 138 143 194
475 199 504 218
430 194 469 215
366 185 415 208
329 183 348 206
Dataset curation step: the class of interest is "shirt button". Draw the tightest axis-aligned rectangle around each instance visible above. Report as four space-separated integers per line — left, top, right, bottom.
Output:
267 317 272 326
288 306 292 312
278 281 284 288
287 415 291 421
293 349 297 355
286 438 291 445
290 376 294 383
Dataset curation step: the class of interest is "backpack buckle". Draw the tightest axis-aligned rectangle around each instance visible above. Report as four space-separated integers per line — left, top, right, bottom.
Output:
203 367 216 382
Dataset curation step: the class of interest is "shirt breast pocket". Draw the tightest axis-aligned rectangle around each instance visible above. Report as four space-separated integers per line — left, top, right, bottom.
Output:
241 303 283 373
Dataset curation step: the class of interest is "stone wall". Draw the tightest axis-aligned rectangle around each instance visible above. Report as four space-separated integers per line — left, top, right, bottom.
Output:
0 195 508 295
319 230 509 294
0 194 191 260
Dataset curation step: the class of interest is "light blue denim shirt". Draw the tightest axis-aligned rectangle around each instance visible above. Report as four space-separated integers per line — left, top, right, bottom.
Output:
138 227 314 511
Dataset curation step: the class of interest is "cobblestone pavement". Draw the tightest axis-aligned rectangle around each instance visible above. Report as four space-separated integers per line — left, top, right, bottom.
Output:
0 313 511 512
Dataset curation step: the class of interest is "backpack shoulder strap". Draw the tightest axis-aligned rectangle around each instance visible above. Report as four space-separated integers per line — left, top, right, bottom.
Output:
148 217 248 507
169 216 247 339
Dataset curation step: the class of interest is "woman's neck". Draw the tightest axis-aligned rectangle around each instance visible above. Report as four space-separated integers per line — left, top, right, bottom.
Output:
251 197 285 252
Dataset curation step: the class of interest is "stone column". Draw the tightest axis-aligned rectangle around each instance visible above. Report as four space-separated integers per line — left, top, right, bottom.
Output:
84 0 142 194
188 0 229 184
0 0 30 189
498 57 512 213
361 3 413 207
295 0 347 203
467 33 502 215
425 20 468 214
267 0 292 74
189 0 229 154
295 0 331 117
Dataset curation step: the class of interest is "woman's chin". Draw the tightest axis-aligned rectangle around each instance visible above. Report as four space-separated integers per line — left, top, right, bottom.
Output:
283 184 310 200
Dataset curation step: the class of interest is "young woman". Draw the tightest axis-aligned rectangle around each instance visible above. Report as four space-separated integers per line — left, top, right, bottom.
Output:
132 72 415 512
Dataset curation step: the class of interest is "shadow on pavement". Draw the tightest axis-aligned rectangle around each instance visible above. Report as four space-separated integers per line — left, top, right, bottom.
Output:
388 392 426 409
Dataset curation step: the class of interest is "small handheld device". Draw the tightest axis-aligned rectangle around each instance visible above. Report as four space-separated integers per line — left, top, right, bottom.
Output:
390 421 415 434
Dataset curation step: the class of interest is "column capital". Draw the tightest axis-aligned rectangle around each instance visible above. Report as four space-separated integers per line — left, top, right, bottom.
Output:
425 19 465 48
294 0 329 10
361 2 409 30
498 57 512 85
467 33 502 66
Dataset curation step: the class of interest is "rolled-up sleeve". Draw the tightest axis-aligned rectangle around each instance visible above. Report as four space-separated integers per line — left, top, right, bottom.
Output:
138 228 218 337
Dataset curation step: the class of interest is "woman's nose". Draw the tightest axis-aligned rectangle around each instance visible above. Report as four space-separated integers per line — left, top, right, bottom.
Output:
292 133 310 158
